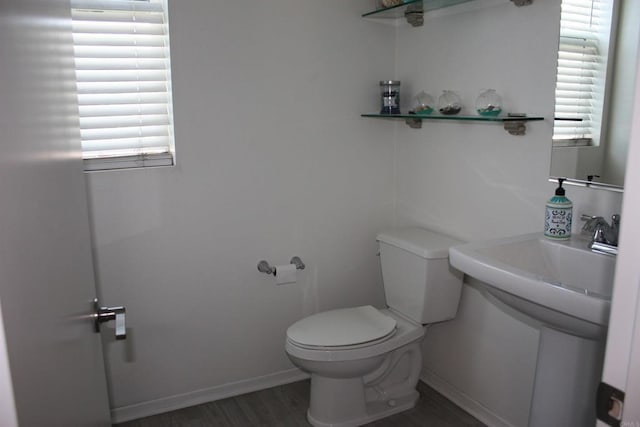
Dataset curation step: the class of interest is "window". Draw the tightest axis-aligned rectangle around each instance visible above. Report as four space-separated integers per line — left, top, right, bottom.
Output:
553 0 614 146
71 0 175 171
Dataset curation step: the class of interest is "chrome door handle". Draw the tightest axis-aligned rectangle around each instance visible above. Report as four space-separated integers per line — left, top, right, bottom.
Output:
93 298 126 340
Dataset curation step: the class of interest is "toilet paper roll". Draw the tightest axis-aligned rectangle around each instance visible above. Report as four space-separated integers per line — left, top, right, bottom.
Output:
275 264 297 285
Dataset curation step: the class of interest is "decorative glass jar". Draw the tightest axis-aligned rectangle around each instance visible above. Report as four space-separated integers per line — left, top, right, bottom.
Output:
438 90 462 115
380 80 401 114
413 91 434 115
476 89 503 116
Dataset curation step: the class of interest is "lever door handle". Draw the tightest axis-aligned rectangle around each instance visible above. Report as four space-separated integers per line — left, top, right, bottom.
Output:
93 299 126 340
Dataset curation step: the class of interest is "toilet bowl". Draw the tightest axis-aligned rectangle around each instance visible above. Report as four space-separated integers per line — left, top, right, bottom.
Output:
285 227 463 427
286 306 425 427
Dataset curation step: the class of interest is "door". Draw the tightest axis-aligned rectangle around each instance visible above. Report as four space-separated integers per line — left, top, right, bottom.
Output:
0 0 112 425
597 37 640 426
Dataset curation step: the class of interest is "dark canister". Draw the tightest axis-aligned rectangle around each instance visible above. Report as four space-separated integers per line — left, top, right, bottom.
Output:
380 80 401 114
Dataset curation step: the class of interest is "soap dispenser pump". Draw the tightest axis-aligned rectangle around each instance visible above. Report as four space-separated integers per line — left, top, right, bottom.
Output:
544 178 573 240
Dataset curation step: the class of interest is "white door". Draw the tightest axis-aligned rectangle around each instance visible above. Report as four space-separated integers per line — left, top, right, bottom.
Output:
597 36 640 426
0 0 112 425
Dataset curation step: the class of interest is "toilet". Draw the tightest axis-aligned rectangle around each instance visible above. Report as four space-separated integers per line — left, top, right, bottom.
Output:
285 227 463 427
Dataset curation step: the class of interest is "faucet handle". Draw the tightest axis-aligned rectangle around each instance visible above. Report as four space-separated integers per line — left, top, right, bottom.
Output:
611 214 620 226
581 215 607 234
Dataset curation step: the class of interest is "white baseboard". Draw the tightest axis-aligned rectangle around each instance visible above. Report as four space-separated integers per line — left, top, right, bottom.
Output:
112 367 514 425
111 368 310 424
420 370 515 427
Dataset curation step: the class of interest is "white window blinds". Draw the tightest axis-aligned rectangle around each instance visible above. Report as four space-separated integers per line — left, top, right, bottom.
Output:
71 0 175 170
553 0 611 143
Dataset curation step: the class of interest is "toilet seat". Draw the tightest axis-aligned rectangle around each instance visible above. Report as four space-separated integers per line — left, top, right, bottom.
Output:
286 305 397 348
289 329 397 351
286 308 424 362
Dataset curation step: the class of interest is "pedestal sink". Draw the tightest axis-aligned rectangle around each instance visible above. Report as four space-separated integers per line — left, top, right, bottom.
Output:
449 233 615 427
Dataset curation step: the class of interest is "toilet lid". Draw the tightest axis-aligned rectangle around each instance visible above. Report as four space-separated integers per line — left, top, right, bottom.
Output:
287 306 397 347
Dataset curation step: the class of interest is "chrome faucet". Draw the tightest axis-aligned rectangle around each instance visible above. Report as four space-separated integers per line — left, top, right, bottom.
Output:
581 214 620 256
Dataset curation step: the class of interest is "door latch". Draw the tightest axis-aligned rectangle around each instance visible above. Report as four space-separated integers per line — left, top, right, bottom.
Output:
93 298 126 340
597 381 625 426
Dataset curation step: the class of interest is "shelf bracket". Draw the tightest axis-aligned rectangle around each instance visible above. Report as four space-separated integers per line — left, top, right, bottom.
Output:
503 113 529 135
404 2 424 27
503 121 527 135
405 117 422 129
510 0 533 6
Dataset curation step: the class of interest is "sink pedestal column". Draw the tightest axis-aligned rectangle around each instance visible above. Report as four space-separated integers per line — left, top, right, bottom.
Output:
529 327 605 427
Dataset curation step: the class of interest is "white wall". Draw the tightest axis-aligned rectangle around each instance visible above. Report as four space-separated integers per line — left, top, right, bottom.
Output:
602 0 640 186
598 37 640 427
393 1 622 426
86 0 397 420
85 0 626 424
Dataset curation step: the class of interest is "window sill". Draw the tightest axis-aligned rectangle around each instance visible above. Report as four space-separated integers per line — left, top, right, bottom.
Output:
552 139 593 148
83 153 174 172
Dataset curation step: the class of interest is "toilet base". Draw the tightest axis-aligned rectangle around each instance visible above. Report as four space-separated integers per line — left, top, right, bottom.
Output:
307 390 419 427
286 310 426 427
305 341 423 427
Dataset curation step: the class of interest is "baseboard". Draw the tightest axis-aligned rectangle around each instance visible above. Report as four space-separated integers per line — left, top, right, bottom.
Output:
111 368 310 424
420 370 516 427
111 367 514 425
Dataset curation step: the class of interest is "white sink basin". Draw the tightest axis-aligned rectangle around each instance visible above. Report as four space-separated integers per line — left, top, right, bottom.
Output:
449 233 615 339
449 233 616 426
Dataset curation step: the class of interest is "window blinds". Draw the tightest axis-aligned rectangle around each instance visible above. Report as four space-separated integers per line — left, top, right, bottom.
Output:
553 0 608 142
71 0 175 170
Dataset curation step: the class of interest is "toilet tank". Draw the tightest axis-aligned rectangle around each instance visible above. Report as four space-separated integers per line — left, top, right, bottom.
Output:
377 227 463 324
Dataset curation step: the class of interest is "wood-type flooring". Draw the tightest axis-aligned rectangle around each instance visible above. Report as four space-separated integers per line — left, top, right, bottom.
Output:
116 380 487 427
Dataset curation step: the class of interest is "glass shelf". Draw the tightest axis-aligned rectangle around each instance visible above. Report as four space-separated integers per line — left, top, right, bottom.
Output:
362 0 474 19
362 113 543 122
361 113 545 135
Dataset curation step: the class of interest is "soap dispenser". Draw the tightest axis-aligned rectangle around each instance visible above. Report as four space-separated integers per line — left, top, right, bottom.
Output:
544 178 573 240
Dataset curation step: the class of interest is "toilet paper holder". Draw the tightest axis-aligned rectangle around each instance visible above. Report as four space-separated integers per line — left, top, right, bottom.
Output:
257 257 305 276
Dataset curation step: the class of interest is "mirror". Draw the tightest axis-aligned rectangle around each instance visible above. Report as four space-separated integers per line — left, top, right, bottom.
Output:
550 0 640 190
